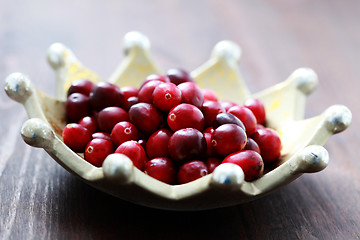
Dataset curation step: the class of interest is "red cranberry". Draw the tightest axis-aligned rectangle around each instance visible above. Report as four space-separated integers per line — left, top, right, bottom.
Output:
62 123 92 152
84 138 114 167
115 141 148 170
167 103 205 132
66 93 91 123
202 127 214 134
140 74 170 88
92 132 112 142
219 100 237 112
244 138 261 154
67 79 94 97
205 158 222 173
211 123 247 156
120 86 139 99
168 128 206 164
166 68 195 85
152 82 182 111
204 132 217 157
97 106 129 133
138 80 163 103
146 128 172 159
244 98 266 125
89 82 125 111
177 160 208 184
128 103 163 135
177 82 204 108
110 121 139 147
252 128 282 163
202 89 218 101
123 96 139 111
228 105 257 136
144 157 176 184
78 116 97 134
222 150 264 181
213 112 245 130
201 100 225 127
138 139 147 149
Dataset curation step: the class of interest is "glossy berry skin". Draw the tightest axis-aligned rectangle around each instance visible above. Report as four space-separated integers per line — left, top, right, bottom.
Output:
204 132 217 157
138 80 163 103
144 157 176 184
78 116 97 134
168 128 206 164
211 124 247 156
202 127 214 134
202 89 218 101
146 128 172 159
123 96 139 111
152 82 182 111
252 128 282 163
67 79 94 97
115 141 148 171
140 74 170 88
167 103 205 132
177 82 204 108
166 68 195 85
222 150 264 181
120 86 139 99
66 93 91 123
110 121 139 147
62 123 92 152
213 112 245 130
92 132 112 142
84 138 114 167
201 101 225 127
219 100 237 112
205 157 222 173
244 138 261 154
227 105 257 136
244 98 266 125
97 106 129 133
128 103 163 135
89 82 125 111
177 160 208 184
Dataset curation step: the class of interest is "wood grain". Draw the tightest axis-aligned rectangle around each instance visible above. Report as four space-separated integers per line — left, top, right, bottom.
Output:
1 0 359 239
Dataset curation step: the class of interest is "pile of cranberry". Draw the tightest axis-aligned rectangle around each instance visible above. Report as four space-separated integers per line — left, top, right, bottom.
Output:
62 68 282 185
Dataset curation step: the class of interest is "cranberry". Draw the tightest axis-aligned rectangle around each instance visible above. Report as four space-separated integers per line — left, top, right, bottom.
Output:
166 68 195 85
222 150 264 181
202 127 214 134
213 112 245 130
177 82 204 108
168 128 206 164
92 132 112 142
152 82 182 112
205 158 222 173
89 82 125 111
138 139 147 149
201 100 225 127
78 116 97 134
202 89 218 101
244 98 266 125
137 80 163 103
67 79 94 97
115 141 148 170
219 100 237 112
177 160 208 184
120 86 139 99
211 123 247 156
84 138 114 167
204 132 217 157
252 128 282 163
123 96 139 111
228 105 257 136
128 103 163 135
111 121 139 147
97 106 129 133
244 138 261 154
144 157 176 184
66 93 91 123
146 128 172 159
167 103 204 132
62 123 92 152
140 74 170 88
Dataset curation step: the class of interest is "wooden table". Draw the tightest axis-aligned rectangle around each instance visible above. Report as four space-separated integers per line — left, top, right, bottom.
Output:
1 1 359 239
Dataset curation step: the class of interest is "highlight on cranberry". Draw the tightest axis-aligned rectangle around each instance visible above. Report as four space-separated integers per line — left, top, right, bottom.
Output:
63 70 282 185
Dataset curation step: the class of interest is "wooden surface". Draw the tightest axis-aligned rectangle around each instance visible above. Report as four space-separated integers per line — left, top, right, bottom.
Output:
1 0 359 239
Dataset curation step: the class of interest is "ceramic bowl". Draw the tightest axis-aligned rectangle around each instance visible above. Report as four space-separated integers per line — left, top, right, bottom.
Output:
4 31 352 210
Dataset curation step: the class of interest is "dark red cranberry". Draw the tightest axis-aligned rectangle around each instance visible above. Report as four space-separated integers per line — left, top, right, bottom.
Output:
202 127 214 134
177 160 208 184
137 80 163 103
204 132 217 157
115 141 148 170
146 128 172 159
202 89 218 101
92 132 112 142
177 82 204 108
202 100 225 127
97 106 129 133
205 158 222 173
138 139 147 149
219 100 238 112
66 93 91 123
222 150 264 181
152 82 182 111
111 121 139 147
140 74 170 88
84 138 114 167
244 138 261 154
252 128 281 163
120 86 139 99
168 128 206 164
67 79 94 97
144 157 176 184
123 96 139 111
166 68 195 85
228 105 257 136
213 112 245 130
211 123 247 156
89 82 125 111
62 123 92 152
128 103 163 135
78 116 97 134
244 98 266 125
167 103 204 132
